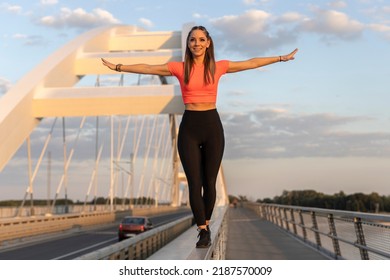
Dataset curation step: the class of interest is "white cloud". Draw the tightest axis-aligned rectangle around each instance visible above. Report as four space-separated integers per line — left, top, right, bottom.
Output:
243 0 257 5
1 3 22 14
364 5 390 25
210 7 369 55
226 89 247 97
369 23 390 32
0 77 11 95
328 1 348 9
40 0 58 5
38 7 120 29
368 23 390 40
301 9 364 41
193 13 208 19
277 12 307 23
12 33 47 46
211 10 299 55
12 33 28 39
213 10 271 35
138 17 154 28
221 107 390 159
242 0 270 5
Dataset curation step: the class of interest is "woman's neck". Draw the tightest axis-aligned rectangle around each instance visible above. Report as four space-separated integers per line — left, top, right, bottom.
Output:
193 56 204 66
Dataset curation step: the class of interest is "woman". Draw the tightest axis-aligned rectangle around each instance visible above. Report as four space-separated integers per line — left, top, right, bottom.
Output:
102 26 298 248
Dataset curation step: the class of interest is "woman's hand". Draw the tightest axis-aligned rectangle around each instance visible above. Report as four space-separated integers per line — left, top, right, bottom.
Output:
101 58 116 71
280 48 298 62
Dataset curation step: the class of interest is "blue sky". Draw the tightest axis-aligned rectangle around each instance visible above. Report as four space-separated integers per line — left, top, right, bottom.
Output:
1 0 390 200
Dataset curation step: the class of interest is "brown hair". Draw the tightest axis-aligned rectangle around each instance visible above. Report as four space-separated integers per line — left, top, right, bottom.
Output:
184 26 216 85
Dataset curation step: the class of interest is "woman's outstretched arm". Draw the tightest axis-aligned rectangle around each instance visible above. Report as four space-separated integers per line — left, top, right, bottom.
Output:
227 48 298 73
101 58 171 76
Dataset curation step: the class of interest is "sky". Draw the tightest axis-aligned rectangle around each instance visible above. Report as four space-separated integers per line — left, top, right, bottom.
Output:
1 0 390 201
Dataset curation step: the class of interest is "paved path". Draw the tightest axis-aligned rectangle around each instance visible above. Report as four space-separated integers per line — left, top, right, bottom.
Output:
226 207 329 260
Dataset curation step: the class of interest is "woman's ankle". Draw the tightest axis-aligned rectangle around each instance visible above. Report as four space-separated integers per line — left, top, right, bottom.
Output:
198 225 207 230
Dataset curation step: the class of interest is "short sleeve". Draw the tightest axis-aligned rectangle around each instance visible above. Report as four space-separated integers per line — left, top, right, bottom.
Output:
217 60 229 74
167 61 184 78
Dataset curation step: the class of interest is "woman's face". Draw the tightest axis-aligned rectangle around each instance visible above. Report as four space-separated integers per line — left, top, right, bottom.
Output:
187 29 210 59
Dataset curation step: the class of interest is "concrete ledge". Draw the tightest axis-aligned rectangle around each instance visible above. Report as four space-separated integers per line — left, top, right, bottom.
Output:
148 205 228 260
75 214 193 260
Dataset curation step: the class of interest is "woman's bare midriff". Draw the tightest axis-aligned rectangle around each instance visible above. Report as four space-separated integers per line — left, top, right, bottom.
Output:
185 103 216 111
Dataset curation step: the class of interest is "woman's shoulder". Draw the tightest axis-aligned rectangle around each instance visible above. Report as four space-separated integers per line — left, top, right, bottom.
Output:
216 60 230 72
168 61 184 67
216 60 229 66
167 61 184 75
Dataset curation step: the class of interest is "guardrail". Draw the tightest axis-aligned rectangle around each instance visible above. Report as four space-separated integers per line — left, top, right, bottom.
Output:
246 203 390 260
0 211 114 245
0 204 181 218
75 215 194 260
0 206 186 245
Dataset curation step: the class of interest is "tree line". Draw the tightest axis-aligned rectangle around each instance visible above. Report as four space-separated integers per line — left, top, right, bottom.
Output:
0 197 156 207
255 190 390 213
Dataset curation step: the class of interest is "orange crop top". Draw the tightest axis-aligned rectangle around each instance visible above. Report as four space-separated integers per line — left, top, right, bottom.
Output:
167 60 229 104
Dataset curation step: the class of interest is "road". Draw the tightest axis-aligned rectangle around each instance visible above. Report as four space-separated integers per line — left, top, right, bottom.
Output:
0 209 191 260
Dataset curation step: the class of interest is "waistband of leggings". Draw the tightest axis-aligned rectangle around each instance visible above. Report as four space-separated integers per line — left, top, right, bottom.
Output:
183 108 218 114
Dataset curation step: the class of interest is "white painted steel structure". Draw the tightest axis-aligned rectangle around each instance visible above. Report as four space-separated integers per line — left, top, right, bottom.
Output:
0 24 228 212
0 25 184 171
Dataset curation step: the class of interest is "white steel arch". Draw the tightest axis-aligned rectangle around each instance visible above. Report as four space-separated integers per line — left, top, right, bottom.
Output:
0 24 186 171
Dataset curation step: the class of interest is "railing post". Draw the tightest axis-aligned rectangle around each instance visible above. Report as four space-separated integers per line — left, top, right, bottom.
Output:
290 209 297 235
277 207 283 228
256 205 261 216
264 205 271 222
353 217 369 260
311 211 322 247
299 210 307 240
283 208 290 232
259 204 265 219
327 214 341 258
271 206 276 224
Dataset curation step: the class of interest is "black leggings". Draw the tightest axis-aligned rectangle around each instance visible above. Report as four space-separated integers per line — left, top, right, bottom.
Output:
178 109 225 226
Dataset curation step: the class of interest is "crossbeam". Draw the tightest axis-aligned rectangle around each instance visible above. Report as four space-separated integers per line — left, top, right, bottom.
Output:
75 49 182 75
109 31 181 51
33 85 184 117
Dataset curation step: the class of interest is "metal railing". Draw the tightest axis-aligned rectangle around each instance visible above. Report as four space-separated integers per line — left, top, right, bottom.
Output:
205 205 228 260
246 203 390 260
186 205 228 260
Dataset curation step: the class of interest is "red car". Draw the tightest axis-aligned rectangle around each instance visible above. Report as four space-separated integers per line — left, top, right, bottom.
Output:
118 216 154 241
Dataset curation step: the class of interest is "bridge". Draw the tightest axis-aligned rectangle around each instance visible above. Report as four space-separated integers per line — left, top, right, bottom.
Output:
1 24 390 263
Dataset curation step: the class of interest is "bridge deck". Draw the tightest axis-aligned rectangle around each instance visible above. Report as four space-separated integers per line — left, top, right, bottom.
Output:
150 206 329 260
226 207 329 260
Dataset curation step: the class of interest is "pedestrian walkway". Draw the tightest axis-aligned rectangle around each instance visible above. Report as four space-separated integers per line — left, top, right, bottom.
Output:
226 207 329 260
149 206 330 260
